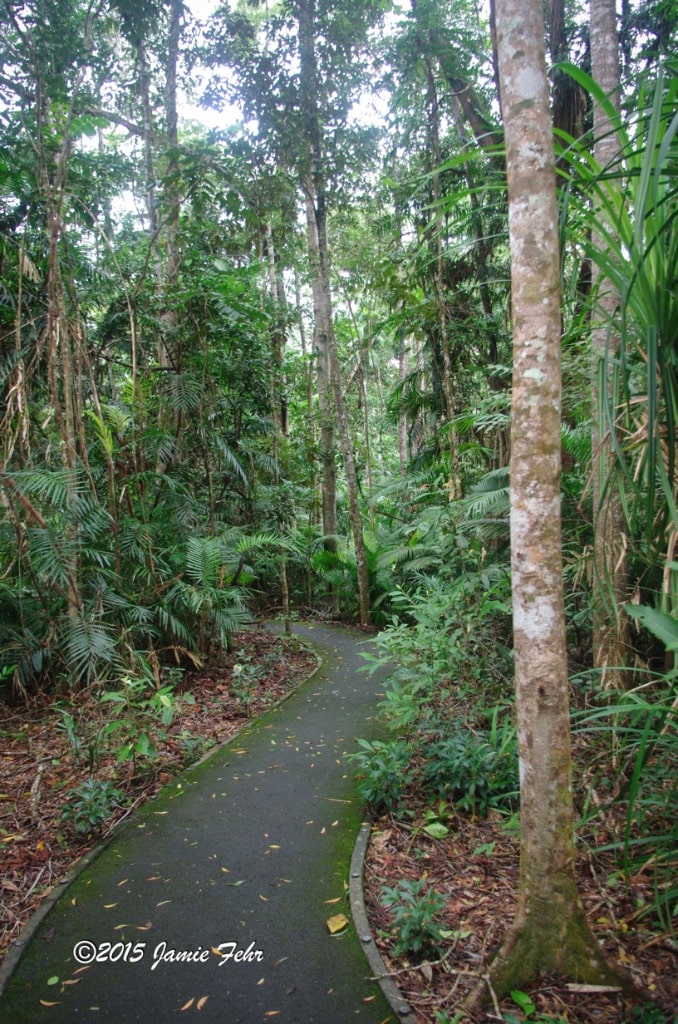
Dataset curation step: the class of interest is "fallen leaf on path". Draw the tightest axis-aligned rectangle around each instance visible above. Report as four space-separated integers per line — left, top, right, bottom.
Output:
180 997 195 1011
197 995 208 1009
326 913 349 935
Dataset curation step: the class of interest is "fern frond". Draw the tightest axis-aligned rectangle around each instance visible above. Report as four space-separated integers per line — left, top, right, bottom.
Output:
185 536 222 588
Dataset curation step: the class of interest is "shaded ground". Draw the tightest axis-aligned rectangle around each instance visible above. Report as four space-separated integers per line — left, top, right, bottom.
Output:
3 622 676 1024
0 621 397 1024
0 628 317 962
363 803 678 1024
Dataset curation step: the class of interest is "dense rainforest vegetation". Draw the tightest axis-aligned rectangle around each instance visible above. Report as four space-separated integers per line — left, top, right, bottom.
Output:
0 0 676 1018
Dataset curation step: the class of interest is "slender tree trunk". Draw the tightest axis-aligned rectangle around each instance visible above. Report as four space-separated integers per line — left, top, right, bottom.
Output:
590 0 629 687
297 0 370 622
304 189 337 553
265 223 291 633
398 329 409 476
467 0 633 1005
424 55 461 499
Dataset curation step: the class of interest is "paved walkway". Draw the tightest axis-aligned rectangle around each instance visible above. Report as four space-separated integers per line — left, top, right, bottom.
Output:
0 623 398 1024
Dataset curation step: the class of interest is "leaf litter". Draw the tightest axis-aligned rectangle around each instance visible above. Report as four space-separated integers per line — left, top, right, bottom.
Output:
0 630 317 962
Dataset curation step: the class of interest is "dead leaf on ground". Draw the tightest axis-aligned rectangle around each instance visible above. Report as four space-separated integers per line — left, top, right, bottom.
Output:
326 913 349 935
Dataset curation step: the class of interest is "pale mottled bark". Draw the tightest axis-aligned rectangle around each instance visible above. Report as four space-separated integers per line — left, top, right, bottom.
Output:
467 0 631 1004
590 0 629 686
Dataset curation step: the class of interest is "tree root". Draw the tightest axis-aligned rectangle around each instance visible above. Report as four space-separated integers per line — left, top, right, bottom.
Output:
462 902 653 1018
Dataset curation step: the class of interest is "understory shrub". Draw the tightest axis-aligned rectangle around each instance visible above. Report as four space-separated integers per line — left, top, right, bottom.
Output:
350 738 414 813
349 721 518 818
60 778 126 836
380 878 448 959
352 569 518 819
574 676 678 934
420 718 518 816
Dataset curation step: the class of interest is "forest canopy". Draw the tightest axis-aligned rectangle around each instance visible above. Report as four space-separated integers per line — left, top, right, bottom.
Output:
0 0 677 1016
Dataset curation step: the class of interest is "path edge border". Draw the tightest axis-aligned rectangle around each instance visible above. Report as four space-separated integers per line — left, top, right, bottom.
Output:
350 821 412 1021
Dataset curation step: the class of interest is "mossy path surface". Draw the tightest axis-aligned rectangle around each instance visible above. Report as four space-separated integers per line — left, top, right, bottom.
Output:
0 623 395 1024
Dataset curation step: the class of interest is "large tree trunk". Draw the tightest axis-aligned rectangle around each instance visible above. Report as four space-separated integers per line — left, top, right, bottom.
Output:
467 0 632 1006
590 0 629 688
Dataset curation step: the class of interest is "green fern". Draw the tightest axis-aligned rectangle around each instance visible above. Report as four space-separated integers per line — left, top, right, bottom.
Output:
186 536 222 588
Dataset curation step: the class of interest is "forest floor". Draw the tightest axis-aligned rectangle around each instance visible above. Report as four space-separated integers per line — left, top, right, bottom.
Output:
0 627 317 964
1 623 676 1023
363 803 678 1024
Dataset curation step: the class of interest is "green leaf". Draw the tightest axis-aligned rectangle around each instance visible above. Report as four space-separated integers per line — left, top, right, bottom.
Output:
423 822 448 839
510 989 536 1016
625 604 678 651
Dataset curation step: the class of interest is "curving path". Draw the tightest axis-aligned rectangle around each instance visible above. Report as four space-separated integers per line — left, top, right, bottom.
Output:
0 623 397 1024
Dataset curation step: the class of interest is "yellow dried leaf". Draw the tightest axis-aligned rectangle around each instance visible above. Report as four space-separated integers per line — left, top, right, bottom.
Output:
324 897 342 905
197 996 208 1010
259 894 268 902
103 903 117 909
326 913 349 935
39 1001 60 1007
180 998 195 1011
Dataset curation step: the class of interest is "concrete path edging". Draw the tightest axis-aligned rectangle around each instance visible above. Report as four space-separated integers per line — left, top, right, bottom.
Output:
349 822 412 1021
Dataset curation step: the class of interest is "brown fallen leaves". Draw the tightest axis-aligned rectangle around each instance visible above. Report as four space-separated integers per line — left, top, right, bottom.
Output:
363 811 678 1024
0 630 317 961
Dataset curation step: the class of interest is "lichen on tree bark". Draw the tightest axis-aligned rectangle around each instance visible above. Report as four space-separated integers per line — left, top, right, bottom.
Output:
465 0 637 1008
